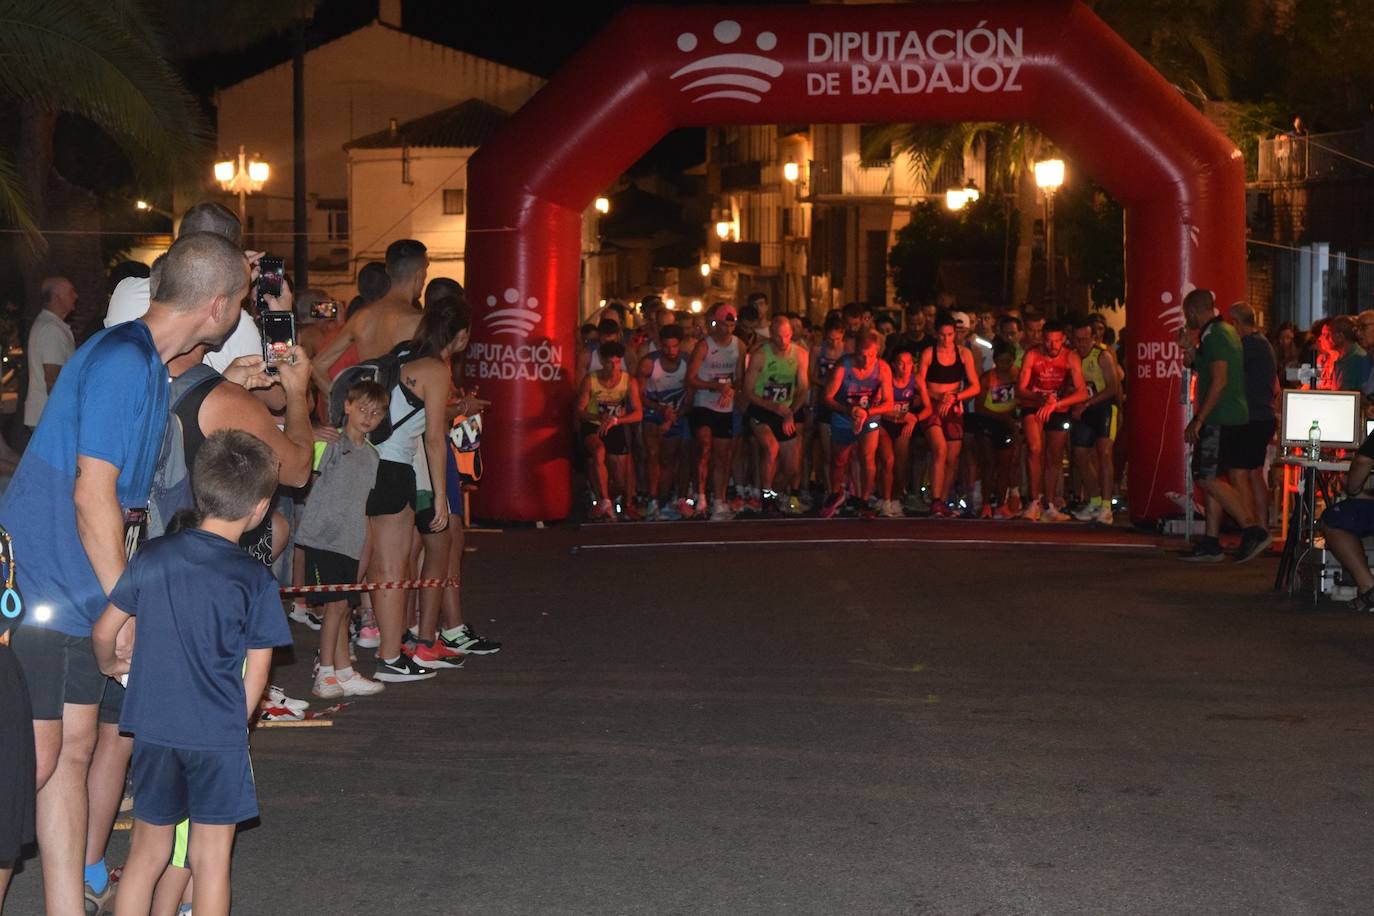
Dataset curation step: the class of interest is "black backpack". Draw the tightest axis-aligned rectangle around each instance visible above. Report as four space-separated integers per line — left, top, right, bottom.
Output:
327 344 425 444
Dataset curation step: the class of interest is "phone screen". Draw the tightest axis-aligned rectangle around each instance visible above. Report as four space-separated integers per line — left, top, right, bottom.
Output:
256 255 285 312
261 310 295 375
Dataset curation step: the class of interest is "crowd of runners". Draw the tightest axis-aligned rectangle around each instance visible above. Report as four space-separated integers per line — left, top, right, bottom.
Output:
577 294 1124 525
0 204 499 916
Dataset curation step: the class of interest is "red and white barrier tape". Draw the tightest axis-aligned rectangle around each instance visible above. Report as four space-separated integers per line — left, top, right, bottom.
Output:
280 577 459 595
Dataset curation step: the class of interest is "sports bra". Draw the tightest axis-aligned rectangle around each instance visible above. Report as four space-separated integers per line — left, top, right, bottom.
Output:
925 348 966 386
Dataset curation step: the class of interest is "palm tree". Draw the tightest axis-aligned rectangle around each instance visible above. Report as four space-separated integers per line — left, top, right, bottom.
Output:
878 0 1234 308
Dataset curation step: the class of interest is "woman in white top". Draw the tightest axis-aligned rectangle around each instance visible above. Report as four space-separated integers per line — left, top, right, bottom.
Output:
364 297 471 683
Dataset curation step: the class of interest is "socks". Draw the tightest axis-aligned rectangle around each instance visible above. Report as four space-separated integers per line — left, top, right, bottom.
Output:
318 665 335 678
336 666 354 681
85 860 108 894
440 625 466 642
382 655 401 666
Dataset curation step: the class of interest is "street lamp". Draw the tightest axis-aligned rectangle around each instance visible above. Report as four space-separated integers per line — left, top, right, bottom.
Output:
782 161 800 183
1034 158 1065 305
214 145 269 225
594 196 610 214
945 189 969 211
700 263 711 278
715 220 732 241
135 200 173 219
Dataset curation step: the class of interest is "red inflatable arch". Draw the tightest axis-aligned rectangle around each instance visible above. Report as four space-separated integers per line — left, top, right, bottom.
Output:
464 0 1245 523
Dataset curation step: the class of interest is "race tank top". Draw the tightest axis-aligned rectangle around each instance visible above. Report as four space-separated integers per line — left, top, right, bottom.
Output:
753 342 801 403
586 370 629 420
1027 347 1072 397
1080 345 1108 397
833 356 883 419
644 355 687 409
693 335 742 412
984 376 1018 414
889 369 917 417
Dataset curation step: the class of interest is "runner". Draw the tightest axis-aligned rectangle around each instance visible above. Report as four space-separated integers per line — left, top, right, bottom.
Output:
686 304 744 521
877 347 920 518
821 331 894 517
577 341 645 521
914 314 982 517
809 313 847 497
744 314 810 515
1017 320 1089 521
1068 317 1122 525
638 325 690 520
968 337 1020 518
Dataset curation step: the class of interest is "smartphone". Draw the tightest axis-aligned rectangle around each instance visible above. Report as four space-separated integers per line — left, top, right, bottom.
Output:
256 255 285 313
311 298 338 321
260 310 295 375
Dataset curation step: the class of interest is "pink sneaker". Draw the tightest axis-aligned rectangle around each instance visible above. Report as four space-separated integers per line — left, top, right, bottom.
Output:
356 625 380 649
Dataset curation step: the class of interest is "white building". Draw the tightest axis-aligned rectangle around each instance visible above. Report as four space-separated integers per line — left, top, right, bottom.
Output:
214 3 543 298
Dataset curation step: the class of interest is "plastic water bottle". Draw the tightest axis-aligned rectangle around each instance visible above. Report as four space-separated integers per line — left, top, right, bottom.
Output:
1308 420 1322 459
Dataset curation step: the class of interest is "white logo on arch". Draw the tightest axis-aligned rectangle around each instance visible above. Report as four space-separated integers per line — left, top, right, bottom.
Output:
672 20 783 104
485 288 541 339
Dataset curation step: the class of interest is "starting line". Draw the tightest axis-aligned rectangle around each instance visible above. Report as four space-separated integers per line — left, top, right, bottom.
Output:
572 536 1159 553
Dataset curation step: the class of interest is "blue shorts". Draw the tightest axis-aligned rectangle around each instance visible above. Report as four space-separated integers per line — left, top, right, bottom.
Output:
1322 499 1374 539
645 411 690 440
830 417 881 448
131 741 258 826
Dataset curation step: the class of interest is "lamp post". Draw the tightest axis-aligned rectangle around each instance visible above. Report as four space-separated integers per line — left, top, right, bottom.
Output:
1034 158 1065 307
214 145 269 227
134 200 174 220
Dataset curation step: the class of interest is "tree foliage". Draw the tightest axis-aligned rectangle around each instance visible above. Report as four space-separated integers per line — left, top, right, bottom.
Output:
889 197 1012 306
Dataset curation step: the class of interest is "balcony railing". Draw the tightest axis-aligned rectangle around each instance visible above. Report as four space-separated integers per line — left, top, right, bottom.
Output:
805 158 961 199
1257 129 1372 183
720 240 783 271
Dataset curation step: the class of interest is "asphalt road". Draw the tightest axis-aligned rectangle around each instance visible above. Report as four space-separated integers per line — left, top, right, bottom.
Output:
9 518 1374 915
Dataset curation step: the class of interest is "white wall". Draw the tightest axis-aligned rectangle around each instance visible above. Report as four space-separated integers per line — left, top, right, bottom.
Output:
216 22 543 251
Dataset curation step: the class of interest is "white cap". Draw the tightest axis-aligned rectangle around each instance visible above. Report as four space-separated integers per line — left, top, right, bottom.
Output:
104 276 151 328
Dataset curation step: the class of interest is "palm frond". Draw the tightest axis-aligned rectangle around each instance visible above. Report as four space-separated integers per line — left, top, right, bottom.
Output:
0 0 209 185
145 0 319 58
0 149 44 251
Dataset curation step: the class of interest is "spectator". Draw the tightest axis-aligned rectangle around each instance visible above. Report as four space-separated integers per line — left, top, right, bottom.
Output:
298 380 389 699
0 231 247 915
1230 303 1278 529
311 239 429 391
1328 315 1370 392
1178 289 1271 563
92 430 291 916
1321 430 1374 610
1355 311 1374 396
24 276 77 432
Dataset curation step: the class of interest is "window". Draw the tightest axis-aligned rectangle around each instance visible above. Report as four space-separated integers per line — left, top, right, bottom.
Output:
443 189 465 215
316 198 348 241
859 124 891 167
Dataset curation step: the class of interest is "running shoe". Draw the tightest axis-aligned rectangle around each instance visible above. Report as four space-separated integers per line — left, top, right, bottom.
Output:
881 499 904 519
374 654 438 683
1042 505 1071 523
84 878 116 916
355 625 381 649
412 639 468 669
336 669 385 696
1094 505 1115 526
978 502 994 519
645 499 661 521
710 500 736 522
902 492 926 514
994 503 1017 520
1020 501 1042 522
1071 503 1099 522
780 494 805 516
312 672 344 699
819 491 846 519
439 624 503 655
1234 527 1274 564
288 607 323 630
744 494 764 514
658 501 683 521
266 685 309 714
931 500 953 518
1179 538 1225 562
622 502 644 522
589 501 616 522
258 696 307 721
728 493 745 514
1004 490 1023 514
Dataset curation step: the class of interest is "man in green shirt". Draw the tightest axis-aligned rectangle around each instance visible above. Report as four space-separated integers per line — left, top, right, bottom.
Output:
1326 315 1369 391
1180 289 1272 563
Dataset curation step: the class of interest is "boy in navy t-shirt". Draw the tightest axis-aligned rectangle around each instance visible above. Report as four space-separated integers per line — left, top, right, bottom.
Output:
93 430 290 916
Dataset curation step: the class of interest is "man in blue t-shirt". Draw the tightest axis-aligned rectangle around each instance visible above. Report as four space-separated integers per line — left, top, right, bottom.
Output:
0 231 249 915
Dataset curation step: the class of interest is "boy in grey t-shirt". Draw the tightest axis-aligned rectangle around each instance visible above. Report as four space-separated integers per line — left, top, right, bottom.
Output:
297 380 387 698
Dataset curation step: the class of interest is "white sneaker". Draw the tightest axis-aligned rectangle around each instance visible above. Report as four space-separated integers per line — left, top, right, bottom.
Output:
288 607 323 630
312 672 344 699
1095 504 1115 525
1071 503 1098 522
710 500 735 522
266 685 309 713
881 499 903 518
335 669 385 696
